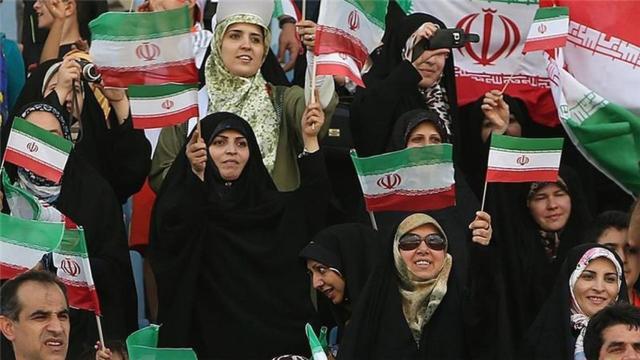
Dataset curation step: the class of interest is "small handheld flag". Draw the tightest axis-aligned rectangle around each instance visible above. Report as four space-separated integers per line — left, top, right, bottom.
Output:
128 84 199 129
126 324 198 359
305 323 328 360
522 7 569 53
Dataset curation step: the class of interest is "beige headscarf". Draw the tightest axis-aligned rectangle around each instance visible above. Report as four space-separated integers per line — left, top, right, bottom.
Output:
393 213 453 344
204 14 280 172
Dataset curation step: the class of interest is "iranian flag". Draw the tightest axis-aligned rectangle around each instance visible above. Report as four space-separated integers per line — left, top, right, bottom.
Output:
522 7 569 53
127 325 197 359
128 84 199 129
486 134 564 183
546 53 640 195
401 0 560 127
53 226 101 315
314 0 388 87
3 117 73 183
0 212 64 280
305 324 328 360
89 7 197 88
351 144 456 212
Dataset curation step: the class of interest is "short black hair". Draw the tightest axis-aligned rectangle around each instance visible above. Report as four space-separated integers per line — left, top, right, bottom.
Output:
584 210 630 245
584 303 640 360
0 271 68 321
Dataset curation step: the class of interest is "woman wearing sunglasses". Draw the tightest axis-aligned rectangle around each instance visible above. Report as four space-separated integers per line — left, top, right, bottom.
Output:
338 212 499 359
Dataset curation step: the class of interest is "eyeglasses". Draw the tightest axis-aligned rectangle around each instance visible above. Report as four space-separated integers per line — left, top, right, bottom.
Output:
398 233 446 251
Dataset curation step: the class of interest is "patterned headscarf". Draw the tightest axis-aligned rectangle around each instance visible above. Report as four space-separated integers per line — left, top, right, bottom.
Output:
204 14 279 173
393 213 453 345
16 103 72 202
569 247 623 360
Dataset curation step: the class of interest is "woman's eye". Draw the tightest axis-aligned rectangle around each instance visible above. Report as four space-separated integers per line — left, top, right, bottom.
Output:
251 36 262 44
605 275 618 283
581 273 594 280
212 139 225 146
236 141 248 148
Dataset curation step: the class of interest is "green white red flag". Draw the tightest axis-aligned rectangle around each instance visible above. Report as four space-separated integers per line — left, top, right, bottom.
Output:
128 84 199 129
89 7 197 88
0 212 64 280
486 134 564 183
351 145 456 212
53 226 101 315
3 117 73 183
314 0 388 87
127 325 197 359
522 7 569 53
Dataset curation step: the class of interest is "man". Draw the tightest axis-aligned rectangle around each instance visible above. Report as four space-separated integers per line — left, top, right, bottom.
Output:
584 303 640 360
630 200 640 249
0 271 70 360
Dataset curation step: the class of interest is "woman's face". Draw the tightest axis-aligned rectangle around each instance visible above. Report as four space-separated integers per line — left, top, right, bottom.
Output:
399 223 446 281
43 72 84 121
405 121 442 148
416 49 447 88
574 257 620 317
25 111 64 137
208 129 250 181
306 259 346 305
528 183 572 232
220 23 265 78
598 228 640 291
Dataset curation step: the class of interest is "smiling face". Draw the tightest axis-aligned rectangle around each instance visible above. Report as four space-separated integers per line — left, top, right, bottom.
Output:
528 183 572 232
574 257 620 317
306 259 346 305
416 49 447 89
405 121 443 148
399 223 446 281
220 23 265 78
208 129 250 181
0 281 70 360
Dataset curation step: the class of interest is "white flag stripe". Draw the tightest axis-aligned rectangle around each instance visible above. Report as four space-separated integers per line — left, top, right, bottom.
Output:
53 254 96 286
317 1 384 51
0 240 47 269
488 148 562 170
527 17 569 40
91 32 193 69
357 163 454 196
316 54 361 77
7 131 68 171
129 89 198 116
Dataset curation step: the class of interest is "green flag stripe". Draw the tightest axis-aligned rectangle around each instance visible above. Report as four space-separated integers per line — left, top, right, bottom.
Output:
351 144 452 176
344 0 388 29
12 117 73 153
56 228 89 257
395 0 412 14
128 84 198 99
490 134 564 152
90 7 191 41
0 212 64 251
533 6 569 21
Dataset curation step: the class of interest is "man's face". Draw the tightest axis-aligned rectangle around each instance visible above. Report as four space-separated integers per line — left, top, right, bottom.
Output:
0 281 69 360
599 324 640 360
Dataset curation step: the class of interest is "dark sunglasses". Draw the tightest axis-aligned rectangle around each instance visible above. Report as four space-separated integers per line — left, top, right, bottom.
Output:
398 233 446 251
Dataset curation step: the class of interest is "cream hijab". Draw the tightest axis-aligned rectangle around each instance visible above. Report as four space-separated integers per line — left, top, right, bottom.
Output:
393 213 453 344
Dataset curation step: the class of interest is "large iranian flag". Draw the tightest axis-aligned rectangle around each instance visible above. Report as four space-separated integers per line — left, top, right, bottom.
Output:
351 144 456 212
546 53 640 195
89 7 197 88
522 6 569 53
0 212 64 280
53 226 101 315
3 117 73 183
315 0 388 87
486 134 564 183
400 0 559 127
128 84 199 129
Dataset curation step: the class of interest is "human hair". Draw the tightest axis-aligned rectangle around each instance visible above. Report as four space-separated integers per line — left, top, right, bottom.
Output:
0 271 68 321
584 210 630 244
79 340 129 360
584 303 640 360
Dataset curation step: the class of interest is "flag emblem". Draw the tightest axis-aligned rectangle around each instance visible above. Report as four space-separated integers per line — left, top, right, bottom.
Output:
538 23 547 34
136 42 161 61
348 10 360 31
456 9 520 66
26 142 38 153
161 99 174 110
517 155 530 166
377 174 402 190
60 258 81 277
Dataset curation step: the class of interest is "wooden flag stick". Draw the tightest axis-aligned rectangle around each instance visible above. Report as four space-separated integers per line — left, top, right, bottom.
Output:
95 315 106 349
480 178 488 212
129 0 135 13
368 211 378 231
302 0 307 21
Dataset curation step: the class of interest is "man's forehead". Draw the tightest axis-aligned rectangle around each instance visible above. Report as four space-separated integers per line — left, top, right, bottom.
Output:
16 281 68 313
603 324 640 341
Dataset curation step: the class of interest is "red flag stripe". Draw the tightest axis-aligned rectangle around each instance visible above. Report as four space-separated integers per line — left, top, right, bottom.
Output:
363 187 456 212
0 263 29 280
486 168 559 183
62 280 102 315
132 105 199 129
314 26 368 67
316 63 364 88
4 149 64 183
99 63 198 88
523 36 568 53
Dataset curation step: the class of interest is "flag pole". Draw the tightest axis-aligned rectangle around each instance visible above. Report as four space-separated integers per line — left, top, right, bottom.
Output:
368 211 378 231
129 0 134 12
95 315 105 349
479 178 488 212
302 0 307 21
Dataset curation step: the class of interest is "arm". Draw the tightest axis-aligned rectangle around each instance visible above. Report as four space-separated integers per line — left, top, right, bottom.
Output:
39 0 68 63
149 123 188 193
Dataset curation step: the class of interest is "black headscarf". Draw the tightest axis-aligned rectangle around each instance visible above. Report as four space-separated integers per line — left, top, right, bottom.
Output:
299 223 382 328
150 112 327 359
388 108 449 150
522 243 628 359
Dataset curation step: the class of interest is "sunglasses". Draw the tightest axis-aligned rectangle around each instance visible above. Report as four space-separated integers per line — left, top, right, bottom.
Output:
398 233 446 251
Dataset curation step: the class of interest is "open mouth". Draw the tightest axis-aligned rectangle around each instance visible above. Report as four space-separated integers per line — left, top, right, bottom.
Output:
237 55 253 62
44 338 65 350
586 295 608 306
414 260 432 268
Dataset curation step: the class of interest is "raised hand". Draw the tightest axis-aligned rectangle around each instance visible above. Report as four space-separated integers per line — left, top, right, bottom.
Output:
279 21 301 72
186 129 207 181
469 211 493 246
481 90 510 142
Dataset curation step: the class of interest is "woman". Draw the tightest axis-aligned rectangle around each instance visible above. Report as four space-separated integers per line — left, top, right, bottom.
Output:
350 13 458 158
299 223 383 349
150 106 329 358
0 102 138 358
149 2 337 192
338 213 497 359
522 243 627 359
9 53 151 203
